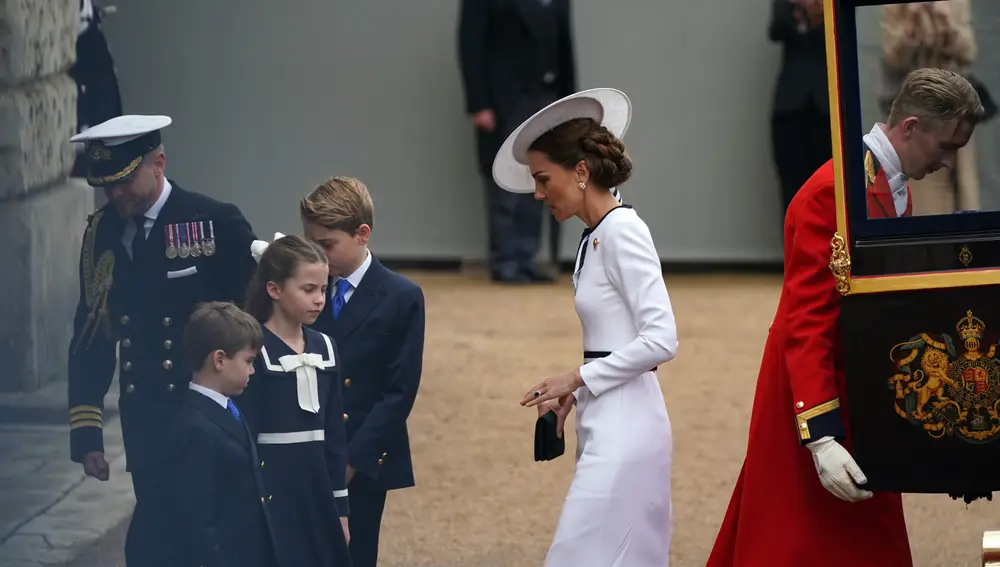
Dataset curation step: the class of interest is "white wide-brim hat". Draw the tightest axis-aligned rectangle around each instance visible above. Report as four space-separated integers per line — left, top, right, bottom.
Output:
492 88 632 194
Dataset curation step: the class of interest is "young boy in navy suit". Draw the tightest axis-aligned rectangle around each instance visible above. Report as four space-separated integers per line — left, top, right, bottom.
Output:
167 301 280 567
301 176 426 567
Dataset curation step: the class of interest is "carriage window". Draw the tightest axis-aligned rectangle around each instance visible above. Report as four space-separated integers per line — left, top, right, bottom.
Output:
853 1 997 221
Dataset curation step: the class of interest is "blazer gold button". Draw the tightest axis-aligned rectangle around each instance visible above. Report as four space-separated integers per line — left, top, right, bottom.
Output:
260 461 265 468
377 459 384 465
260 497 264 504
167 384 175 392
162 317 172 327
120 315 129 325
162 360 173 370
344 378 352 387
126 384 135 393
268 495 272 501
343 413 349 422
796 401 804 409
382 452 387 457
163 340 173 349
123 361 132 371
122 338 131 348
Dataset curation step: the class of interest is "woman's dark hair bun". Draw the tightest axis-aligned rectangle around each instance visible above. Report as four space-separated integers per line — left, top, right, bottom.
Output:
528 117 633 188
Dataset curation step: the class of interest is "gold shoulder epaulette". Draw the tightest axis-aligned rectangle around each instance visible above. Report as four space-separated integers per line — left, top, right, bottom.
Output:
74 210 115 353
864 150 876 186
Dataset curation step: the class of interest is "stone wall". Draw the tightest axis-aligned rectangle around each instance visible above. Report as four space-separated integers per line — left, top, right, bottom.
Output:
0 0 95 392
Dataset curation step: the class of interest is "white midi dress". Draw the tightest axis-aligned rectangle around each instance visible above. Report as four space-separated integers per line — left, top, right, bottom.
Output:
545 205 677 567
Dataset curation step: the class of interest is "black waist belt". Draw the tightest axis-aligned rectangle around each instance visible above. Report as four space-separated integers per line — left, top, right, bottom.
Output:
583 351 657 372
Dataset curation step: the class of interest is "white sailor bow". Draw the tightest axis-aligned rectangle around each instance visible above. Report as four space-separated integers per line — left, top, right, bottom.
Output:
278 352 325 413
250 232 287 263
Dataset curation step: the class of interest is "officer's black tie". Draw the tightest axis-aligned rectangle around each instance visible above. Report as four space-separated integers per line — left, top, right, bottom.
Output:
131 215 147 263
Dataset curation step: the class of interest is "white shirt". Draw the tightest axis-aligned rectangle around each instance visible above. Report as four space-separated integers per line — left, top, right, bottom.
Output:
121 179 172 256
333 249 372 304
189 382 230 409
862 123 909 216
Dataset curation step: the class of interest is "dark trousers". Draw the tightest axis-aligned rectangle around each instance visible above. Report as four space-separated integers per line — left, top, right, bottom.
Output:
126 468 176 567
483 175 543 277
770 102 832 217
347 475 389 567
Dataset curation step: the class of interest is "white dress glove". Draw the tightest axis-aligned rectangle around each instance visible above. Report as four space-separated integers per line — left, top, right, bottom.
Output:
806 436 874 503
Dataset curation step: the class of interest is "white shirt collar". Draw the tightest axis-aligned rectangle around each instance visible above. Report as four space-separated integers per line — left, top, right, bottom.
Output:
337 248 372 291
142 179 172 222
189 382 230 409
863 123 909 216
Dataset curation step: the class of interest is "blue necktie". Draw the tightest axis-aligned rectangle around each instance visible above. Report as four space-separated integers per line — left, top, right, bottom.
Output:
332 279 351 320
226 400 242 423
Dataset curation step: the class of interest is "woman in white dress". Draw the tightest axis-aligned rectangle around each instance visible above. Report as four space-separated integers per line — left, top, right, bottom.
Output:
492 88 679 566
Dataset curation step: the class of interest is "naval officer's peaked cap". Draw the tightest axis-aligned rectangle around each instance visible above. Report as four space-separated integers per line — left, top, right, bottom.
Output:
71 115 172 187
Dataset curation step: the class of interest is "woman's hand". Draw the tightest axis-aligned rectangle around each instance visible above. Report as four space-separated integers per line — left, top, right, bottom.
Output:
522 369 585 407
537 395 575 439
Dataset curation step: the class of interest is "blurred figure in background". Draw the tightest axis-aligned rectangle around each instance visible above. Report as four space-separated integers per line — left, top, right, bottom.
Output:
768 0 832 224
880 0 981 215
70 0 124 178
458 0 577 283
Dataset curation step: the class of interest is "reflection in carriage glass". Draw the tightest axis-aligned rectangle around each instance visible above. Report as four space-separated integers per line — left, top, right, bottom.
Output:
854 1 993 220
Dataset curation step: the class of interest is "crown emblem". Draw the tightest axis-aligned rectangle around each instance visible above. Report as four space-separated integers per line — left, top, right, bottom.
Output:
957 310 985 340
88 142 112 162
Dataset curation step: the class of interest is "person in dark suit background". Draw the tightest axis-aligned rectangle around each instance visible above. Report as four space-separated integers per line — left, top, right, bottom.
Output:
66 115 259 567
166 301 279 567
458 0 577 283
70 0 124 178
768 0 832 219
301 177 425 567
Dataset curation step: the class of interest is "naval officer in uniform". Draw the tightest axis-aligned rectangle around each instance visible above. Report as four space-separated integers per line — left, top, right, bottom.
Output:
66 115 259 566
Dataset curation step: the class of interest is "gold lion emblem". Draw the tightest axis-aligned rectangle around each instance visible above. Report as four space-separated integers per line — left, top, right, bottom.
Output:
888 310 1000 443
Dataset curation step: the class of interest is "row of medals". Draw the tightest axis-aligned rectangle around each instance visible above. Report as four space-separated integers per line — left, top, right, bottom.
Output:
166 221 217 259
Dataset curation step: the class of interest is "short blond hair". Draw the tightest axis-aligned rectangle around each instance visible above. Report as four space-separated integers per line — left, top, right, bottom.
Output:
888 68 984 128
300 176 375 234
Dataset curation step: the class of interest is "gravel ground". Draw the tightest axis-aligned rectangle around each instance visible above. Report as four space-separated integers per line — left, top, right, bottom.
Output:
60 272 1000 567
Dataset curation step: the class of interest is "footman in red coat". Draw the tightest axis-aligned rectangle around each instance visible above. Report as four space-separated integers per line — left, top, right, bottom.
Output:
705 68 982 567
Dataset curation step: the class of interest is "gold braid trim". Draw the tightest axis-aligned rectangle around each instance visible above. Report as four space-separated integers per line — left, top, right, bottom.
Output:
829 233 852 296
73 211 115 353
86 156 142 186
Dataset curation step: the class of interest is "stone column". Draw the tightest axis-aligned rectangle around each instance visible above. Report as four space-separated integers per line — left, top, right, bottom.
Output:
0 0 96 392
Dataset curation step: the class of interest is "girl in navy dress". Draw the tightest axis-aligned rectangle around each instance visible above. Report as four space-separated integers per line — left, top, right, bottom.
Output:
240 233 352 567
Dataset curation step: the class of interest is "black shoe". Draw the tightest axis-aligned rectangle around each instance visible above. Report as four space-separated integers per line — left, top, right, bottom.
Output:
521 263 556 283
491 267 530 284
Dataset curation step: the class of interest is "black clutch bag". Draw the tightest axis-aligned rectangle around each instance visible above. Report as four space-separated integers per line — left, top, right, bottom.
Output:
534 410 565 462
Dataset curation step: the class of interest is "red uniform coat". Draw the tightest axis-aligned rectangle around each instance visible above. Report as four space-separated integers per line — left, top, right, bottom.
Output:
864 145 913 219
705 160 913 567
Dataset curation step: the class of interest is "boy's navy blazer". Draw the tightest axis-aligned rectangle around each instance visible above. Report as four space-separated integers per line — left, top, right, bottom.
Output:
311 255 425 491
168 389 278 567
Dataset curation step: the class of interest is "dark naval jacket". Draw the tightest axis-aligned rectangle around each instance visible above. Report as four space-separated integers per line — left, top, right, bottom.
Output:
67 181 258 472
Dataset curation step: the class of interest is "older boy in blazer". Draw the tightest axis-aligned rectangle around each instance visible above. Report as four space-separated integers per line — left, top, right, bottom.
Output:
166 301 280 567
302 176 425 567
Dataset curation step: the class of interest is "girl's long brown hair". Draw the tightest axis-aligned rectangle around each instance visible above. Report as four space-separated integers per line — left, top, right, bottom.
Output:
244 234 328 322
